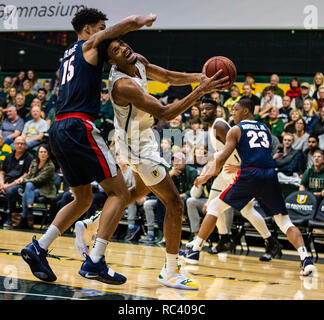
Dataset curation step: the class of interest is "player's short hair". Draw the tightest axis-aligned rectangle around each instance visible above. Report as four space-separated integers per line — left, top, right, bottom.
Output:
98 38 119 63
71 8 108 33
237 98 254 114
201 98 218 108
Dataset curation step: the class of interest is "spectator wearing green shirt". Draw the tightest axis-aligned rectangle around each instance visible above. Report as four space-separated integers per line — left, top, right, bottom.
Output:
300 149 324 205
255 106 284 141
261 74 285 98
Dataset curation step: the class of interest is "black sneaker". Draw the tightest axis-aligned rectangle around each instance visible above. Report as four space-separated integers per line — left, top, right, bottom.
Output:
124 225 140 241
21 236 57 282
259 237 283 262
208 235 235 254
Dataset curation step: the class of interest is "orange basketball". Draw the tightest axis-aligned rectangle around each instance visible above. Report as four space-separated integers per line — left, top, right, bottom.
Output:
203 56 237 88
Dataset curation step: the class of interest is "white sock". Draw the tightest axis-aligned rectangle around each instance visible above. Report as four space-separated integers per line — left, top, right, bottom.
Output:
297 246 309 261
38 225 61 250
193 236 205 252
166 253 178 273
90 238 108 263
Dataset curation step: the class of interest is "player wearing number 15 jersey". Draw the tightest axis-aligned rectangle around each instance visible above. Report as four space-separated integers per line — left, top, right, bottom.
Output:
21 8 157 285
191 99 316 276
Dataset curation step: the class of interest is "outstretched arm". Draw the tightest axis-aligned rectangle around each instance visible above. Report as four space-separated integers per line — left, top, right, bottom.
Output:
138 55 201 85
84 14 157 50
194 126 241 187
112 70 229 121
83 14 156 66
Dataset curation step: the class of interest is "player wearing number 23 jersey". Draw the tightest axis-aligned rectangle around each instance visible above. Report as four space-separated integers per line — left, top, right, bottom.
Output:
219 119 288 216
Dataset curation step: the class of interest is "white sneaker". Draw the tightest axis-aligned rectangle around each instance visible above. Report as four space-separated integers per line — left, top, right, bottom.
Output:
74 221 91 258
157 264 199 290
185 238 196 249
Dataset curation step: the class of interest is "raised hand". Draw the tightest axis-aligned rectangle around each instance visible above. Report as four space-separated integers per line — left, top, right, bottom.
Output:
199 69 230 94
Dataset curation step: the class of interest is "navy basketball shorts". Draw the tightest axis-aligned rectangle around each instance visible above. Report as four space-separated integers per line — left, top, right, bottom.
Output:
49 112 117 187
219 167 288 216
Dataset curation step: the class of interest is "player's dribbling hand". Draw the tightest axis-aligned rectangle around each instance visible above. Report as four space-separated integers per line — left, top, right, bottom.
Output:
200 69 230 94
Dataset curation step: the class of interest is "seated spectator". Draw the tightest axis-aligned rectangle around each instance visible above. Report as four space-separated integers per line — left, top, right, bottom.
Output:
45 86 59 118
261 74 284 98
22 79 35 107
183 117 206 149
12 71 26 93
240 83 260 114
141 195 158 243
314 86 324 113
292 118 309 152
0 136 34 227
278 95 293 124
274 133 301 175
291 82 313 110
244 73 259 96
21 105 48 148
15 93 30 120
282 109 303 135
37 88 49 111
181 141 194 165
311 108 324 137
183 104 202 129
94 87 114 129
0 105 25 145
43 80 53 101
14 144 56 229
216 105 227 120
310 72 324 100
191 144 208 174
0 134 12 169
160 138 172 166
223 85 241 114
260 86 283 111
254 106 284 140
27 70 43 96
0 76 12 96
209 90 223 105
162 115 183 148
6 87 17 107
285 77 301 101
299 135 320 175
300 149 324 206
186 179 211 243
302 98 319 134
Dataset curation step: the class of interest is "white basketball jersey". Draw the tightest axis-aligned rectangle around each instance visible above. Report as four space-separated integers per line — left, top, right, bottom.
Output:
208 118 241 180
108 61 169 168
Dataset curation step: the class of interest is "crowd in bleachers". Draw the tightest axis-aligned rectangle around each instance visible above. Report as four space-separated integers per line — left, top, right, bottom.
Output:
1 69 324 248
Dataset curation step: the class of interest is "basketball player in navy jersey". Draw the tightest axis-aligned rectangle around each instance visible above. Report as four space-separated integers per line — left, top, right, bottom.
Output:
186 99 316 276
181 98 283 263
21 8 157 285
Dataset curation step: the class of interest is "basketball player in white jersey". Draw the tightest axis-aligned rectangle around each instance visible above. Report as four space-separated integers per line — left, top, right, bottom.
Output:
75 38 230 290
180 98 283 264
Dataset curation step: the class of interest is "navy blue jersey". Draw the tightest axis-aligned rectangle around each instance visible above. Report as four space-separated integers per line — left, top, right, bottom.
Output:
56 40 103 118
236 120 275 169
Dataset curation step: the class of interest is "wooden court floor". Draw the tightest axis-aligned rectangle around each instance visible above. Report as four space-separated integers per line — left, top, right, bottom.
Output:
0 228 323 301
